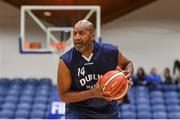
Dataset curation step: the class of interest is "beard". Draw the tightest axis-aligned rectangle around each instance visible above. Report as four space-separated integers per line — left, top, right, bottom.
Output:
74 40 91 52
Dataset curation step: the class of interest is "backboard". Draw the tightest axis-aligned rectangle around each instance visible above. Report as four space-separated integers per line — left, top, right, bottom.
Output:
19 6 101 55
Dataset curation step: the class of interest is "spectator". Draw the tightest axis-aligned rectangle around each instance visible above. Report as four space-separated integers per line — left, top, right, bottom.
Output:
163 67 173 84
147 67 162 86
133 67 147 86
173 60 180 75
173 60 180 84
175 76 180 84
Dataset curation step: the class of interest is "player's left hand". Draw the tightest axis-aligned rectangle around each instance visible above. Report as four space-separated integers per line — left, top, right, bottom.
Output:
122 70 131 79
122 70 133 88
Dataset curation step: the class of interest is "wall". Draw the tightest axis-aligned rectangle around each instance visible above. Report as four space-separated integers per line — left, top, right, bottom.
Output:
102 0 180 76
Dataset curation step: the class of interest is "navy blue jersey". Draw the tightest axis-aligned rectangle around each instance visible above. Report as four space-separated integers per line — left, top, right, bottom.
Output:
60 40 119 119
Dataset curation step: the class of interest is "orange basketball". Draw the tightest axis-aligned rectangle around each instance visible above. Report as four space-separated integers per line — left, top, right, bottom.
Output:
99 70 129 100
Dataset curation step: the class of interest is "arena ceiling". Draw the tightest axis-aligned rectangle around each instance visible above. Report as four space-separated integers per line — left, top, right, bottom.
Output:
3 0 156 26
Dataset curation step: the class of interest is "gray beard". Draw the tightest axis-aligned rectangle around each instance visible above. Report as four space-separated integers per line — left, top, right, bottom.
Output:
75 41 91 53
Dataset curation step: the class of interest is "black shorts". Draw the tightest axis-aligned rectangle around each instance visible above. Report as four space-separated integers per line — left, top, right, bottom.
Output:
65 109 119 119
65 109 88 119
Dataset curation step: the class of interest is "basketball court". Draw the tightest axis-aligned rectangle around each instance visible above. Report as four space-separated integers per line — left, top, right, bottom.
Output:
0 0 180 119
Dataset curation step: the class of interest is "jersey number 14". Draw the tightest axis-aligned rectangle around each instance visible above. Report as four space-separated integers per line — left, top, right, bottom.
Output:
78 67 85 77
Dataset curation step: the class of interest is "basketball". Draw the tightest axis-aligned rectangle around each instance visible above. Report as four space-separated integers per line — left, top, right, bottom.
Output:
99 70 129 100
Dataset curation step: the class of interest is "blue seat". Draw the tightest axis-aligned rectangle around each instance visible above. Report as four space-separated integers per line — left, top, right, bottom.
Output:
2 102 16 110
152 104 166 112
38 85 51 91
127 91 135 98
24 84 36 89
39 78 52 85
9 84 22 90
128 87 135 94
35 89 50 97
0 109 14 118
168 112 180 119
0 87 8 96
17 103 31 110
151 98 165 105
135 86 149 92
7 89 21 96
128 97 135 104
25 78 38 85
136 98 150 104
167 105 180 112
15 109 29 119
149 84 164 91
163 85 177 91
137 111 151 119
38 84 52 92
164 91 178 98
121 111 136 119
166 98 179 105
12 78 24 85
0 96 4 104
22 89 34 96
135 94 149 98
4 95 19 103
19 95 33 103
135 87 149 93
136 104 151 112
32 103 47 111
30 110 45 119
120 104 136 112
0 78 11 86
152 111 167 119
150 91 164 98
34 96 49 104
127 88 135 104
177 84 180 91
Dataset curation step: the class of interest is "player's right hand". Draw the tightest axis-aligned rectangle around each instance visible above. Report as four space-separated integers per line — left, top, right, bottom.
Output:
90 76 112 101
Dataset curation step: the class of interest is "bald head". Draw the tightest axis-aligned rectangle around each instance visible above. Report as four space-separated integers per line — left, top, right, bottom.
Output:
73 20 95 53
74 20 94 33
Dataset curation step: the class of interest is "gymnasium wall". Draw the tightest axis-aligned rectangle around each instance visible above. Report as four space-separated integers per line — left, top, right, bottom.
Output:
0 1 58 84
0 0 180 84
102 0 180 76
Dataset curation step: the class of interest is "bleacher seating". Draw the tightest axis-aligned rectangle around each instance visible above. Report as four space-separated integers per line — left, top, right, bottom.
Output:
118 84 180 119
0 77 180 119
0 78 52 119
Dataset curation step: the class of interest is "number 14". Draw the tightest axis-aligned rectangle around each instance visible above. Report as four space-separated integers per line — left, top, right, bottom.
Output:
78 67 85 77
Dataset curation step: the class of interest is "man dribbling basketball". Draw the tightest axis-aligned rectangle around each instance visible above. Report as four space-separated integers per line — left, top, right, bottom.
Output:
57 20 134 119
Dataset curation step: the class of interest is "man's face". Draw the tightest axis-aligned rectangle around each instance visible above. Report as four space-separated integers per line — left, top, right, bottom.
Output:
73 25 94 52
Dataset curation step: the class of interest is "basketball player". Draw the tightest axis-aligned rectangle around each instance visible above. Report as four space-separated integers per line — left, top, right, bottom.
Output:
57 20 134 119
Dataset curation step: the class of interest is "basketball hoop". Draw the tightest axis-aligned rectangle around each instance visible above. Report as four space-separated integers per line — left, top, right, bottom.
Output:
49 42 67 53
49 42 67 60
20 6 101 54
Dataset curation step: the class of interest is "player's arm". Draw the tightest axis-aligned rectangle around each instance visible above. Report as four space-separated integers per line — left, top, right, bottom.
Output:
118 51 134 80
57 59 110 103
117 51 134 103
